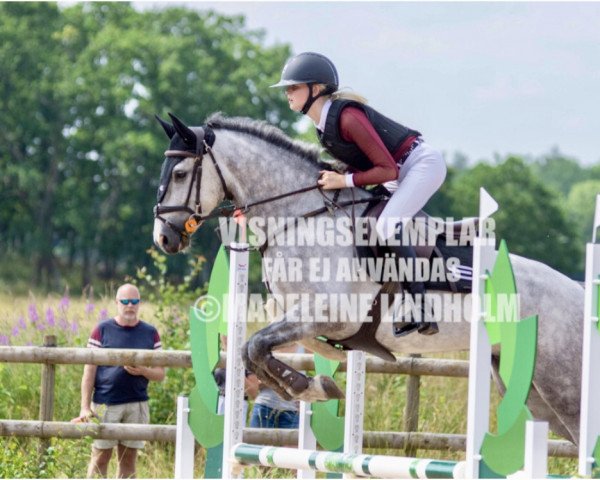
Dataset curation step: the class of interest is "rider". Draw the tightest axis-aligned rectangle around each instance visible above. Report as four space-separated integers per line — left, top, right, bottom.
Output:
270 52 446 337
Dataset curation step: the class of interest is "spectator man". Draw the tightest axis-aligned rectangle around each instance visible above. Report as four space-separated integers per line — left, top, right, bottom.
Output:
76 283 165 478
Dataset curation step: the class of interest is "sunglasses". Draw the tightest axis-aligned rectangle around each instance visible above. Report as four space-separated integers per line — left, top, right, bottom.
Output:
119 299 140 306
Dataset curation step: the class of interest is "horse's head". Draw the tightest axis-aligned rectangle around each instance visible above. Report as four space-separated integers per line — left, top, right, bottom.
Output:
152 113 228 254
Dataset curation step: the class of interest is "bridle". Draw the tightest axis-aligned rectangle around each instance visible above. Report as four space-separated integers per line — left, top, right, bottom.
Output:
153 133 234 239
154 123 233 237
153 127 386 245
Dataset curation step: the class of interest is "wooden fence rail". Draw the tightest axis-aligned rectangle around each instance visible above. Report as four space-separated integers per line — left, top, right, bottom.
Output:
0 346 469 376
0 342 579 464
0 343 468 460
0 420 578 458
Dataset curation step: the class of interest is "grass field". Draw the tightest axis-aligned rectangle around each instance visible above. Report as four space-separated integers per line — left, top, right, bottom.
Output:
0 290 577 478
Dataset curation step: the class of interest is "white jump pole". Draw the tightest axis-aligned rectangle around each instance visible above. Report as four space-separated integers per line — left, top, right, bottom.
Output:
222 241 249 479
523 420 548 478
465 188 498 479
297 401 317 480
219 253 366 478
219 226 325 478
506 420 549 480
344 351 367 454
343 350 367 479
174 395 195 479
578 194 600 477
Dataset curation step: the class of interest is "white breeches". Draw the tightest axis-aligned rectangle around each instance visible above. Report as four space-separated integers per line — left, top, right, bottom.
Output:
377 141 447 240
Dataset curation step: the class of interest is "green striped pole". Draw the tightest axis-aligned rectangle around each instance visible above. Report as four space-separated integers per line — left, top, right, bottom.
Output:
232 443 466 479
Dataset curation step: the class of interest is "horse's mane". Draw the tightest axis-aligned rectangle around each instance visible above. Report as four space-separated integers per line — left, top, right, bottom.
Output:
205 112 324 166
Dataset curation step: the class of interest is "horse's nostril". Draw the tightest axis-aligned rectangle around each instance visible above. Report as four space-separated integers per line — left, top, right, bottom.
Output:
160 234 168 246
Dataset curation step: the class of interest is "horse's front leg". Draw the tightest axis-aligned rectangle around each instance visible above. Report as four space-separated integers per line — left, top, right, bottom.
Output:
241 342 294 401
244 311 345 402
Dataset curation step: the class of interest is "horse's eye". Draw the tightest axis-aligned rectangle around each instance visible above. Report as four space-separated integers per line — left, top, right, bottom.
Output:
174 171 187 181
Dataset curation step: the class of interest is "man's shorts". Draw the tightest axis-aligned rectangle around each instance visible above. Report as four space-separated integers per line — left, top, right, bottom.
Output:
91 401 149 449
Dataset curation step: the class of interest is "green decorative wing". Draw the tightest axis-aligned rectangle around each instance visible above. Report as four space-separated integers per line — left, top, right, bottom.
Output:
311 354 345 451
480 240 538 477
188 246 229 448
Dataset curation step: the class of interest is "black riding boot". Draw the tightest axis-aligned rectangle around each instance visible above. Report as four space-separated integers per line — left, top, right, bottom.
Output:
386 236 439 337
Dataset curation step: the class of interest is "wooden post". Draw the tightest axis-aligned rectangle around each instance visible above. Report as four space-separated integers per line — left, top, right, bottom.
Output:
38 335 57 459
403 353 421 457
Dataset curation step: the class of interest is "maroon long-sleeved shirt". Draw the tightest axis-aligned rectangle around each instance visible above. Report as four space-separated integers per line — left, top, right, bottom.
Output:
338 106 416 187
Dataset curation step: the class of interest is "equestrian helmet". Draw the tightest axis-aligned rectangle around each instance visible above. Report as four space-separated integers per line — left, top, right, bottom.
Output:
270 52 339 90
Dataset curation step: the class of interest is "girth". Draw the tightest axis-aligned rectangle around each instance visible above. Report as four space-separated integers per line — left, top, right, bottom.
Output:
322 281 399 363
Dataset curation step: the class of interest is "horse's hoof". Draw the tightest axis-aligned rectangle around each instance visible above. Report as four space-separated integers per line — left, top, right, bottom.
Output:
293 375 345 402
318 375 345 400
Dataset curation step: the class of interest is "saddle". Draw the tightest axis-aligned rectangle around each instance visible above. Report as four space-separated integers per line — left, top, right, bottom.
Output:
322 199 478 362
358 200 479 267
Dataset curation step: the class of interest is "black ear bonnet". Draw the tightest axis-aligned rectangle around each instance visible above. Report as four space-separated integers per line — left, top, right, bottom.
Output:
157 126 215 203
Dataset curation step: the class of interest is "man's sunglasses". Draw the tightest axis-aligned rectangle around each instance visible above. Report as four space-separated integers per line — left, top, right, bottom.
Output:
119 299 140 305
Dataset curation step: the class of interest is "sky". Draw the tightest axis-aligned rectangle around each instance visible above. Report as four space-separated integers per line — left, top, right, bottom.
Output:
137 1 600 166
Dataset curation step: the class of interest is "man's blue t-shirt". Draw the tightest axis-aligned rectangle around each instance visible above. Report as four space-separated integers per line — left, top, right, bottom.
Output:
87 318 162 405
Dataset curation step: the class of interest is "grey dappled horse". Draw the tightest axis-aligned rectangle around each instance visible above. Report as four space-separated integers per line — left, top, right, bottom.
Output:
152 113 583 444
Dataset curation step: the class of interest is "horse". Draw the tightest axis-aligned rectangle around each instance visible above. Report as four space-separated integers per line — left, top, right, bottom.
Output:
152 112 583 445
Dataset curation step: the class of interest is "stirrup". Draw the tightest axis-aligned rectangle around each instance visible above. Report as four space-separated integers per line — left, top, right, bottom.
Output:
392 294 439 337
417 321 439 336
393 320 439 337
393 321 420 337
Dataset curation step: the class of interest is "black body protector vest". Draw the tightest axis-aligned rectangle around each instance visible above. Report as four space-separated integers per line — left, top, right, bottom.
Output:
317 99 421 170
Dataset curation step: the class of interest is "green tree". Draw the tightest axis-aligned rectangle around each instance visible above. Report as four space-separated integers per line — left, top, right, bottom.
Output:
1 2 297 290
587 163 600 182
0 3 67 288
566 180 600 246
445 156 582 277
57 3 296 285
530 148 587 196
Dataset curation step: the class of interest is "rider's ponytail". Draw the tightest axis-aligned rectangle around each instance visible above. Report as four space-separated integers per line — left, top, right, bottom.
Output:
331 88 368 105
